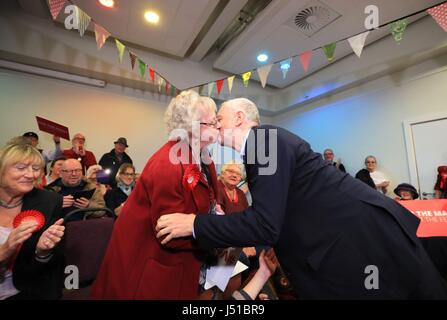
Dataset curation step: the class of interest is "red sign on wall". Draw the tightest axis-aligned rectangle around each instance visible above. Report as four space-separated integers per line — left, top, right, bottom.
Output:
398 200 447 237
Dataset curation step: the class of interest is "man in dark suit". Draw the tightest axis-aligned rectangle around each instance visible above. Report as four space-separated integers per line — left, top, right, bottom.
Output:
156 98 447 299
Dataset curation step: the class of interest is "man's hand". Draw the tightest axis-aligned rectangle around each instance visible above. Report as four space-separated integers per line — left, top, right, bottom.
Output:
74 197 89 209
62 195 75 208
155 213 196 245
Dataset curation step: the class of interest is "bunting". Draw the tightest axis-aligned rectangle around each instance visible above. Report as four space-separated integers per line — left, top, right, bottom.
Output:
241 71 251 88
149 67 155 82
48 0 66 20
347 31 370 58
157 77 165 92
115 39 125 63
389 19 408 44
208 82 215 96
322 43 337 62
76 7 91 37
216 79 224 95
129 51 137 70
427 3 447 32
138 59 146 78
299 51 312 72
279 58 292 79
257 64 273 88
170 84 176 96
94 23 110 50
227 76 235 93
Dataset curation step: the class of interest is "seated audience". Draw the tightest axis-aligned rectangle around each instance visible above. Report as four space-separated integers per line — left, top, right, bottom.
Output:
323 148 346 173
45 156 66 186
86 165 108 196
104 163 136 217
0 142 65 299
434 166 447 199
62 133 97 175
355 155 390 194
46 159 105 219
99 137 133 187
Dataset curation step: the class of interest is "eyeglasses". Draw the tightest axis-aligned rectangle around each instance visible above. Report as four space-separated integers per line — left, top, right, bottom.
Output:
366 161 376 164
61 169 83 174
200 120 218 128
121 173 135 177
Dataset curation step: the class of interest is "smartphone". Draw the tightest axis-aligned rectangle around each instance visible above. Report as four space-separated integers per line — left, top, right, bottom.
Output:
96 169 110 185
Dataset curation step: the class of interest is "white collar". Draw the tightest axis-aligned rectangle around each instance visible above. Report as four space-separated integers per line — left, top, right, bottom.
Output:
239 129 252 160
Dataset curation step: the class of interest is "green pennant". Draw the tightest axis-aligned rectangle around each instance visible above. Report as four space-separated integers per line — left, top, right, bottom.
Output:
115 39 125 63
138 59 146 78
170 84 176 96
322 43 337 62
389 19 408 44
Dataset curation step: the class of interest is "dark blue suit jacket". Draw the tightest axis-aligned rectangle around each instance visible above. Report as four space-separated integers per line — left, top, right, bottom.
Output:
195 125 447 299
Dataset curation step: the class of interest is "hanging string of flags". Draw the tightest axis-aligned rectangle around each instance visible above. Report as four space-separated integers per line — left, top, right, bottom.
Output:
47 0 180 97
47 0 447 97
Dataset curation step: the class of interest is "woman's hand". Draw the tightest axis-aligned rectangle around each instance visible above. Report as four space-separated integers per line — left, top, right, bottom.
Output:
35 218 65 257
258 248 278 278
0 221 36 263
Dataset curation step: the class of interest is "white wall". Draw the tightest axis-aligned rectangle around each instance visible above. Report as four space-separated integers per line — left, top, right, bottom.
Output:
273 56 447 196
0 69 169 172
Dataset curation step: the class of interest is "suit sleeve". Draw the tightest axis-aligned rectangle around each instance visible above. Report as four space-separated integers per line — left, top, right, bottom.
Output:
194 129 296 250
148 162 199 250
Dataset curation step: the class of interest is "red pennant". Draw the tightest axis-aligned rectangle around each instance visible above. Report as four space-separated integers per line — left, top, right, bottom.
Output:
428 3 447 32
149 67 155 81
216 79 224 95
48 0 66 20
129 51 137 70
165 81 170 94
299 51 312 72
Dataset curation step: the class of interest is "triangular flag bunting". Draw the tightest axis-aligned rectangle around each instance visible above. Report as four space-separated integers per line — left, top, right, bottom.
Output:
76 7 91 37
322 43 337 62
347 31 370 58
138 59 146 78
129 51 137 70
115 39 125 63
165 81 170 95
149 67 155 81
227 76 235 93
157 77 165 92
170 84 176 97
299 51 312 72
427 3 447 32
389 19 408 44
94 23 111 50
216 79 224 95
208 82 215 96
48 0 66 20
241 71 251 88
257 64 273 88
279 58 292 79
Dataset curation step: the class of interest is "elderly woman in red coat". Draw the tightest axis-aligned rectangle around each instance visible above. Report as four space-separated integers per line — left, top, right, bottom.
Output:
91 90 219 299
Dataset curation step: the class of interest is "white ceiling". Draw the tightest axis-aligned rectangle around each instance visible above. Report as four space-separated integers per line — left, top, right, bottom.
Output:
14 0 447 90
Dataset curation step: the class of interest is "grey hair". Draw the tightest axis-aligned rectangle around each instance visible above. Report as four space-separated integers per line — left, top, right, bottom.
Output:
221 160 246 180
221 98 260 125
365 155 377 164
164 90 202 139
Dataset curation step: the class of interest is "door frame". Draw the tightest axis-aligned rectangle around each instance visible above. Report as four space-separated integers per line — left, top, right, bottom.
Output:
403 112 447 196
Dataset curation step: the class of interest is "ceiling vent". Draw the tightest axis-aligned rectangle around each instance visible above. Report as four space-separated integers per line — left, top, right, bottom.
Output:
286 0 341 37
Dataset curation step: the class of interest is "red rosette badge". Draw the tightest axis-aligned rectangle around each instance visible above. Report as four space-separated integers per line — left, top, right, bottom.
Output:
13 210 45 232
182 165 201 191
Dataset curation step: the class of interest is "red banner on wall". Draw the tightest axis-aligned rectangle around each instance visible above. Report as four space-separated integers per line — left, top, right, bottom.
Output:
398 200 447 237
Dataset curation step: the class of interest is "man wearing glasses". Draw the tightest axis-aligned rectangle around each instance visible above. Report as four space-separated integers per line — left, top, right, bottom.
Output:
63 133 97 175
46 159 105 219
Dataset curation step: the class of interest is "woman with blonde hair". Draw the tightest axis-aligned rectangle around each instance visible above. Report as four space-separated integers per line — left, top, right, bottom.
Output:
0 142 65 299
104 163 136 217
92 90 220 299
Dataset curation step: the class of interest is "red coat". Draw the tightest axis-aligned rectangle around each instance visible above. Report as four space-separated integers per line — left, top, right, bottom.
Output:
91 141 218 299
62 149 97 175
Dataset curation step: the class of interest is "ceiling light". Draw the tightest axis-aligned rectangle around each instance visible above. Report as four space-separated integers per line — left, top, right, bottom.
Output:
98 0 115 8
144 11 160 24
257 54 268 62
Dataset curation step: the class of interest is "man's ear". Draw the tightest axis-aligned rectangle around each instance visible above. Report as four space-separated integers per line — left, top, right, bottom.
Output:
235 111 245 127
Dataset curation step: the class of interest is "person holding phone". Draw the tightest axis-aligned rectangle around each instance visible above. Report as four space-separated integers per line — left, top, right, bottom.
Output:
46 159 105 219
62 133 97 175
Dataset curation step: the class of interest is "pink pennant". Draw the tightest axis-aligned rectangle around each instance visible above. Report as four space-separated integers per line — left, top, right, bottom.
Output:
48 0 66 20
428 3 447 32
94 23 111 50
216 79 224 95
299 51 312 72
